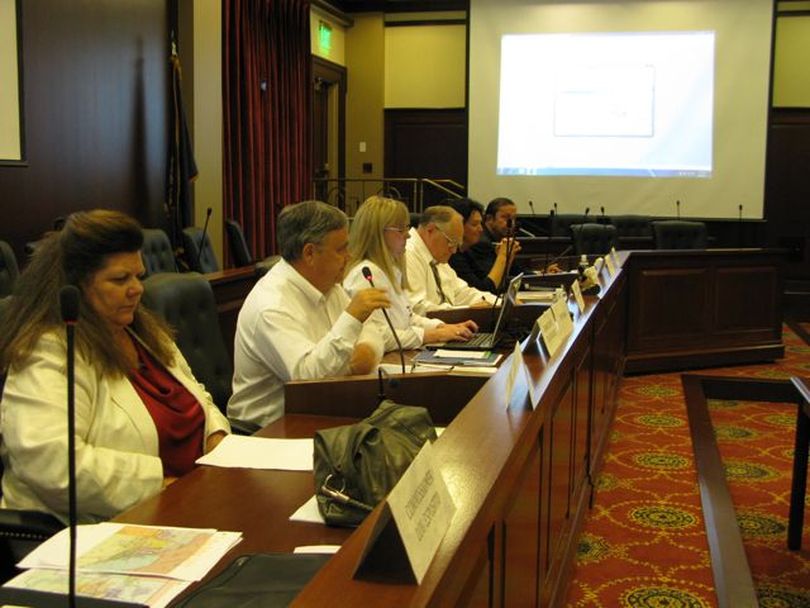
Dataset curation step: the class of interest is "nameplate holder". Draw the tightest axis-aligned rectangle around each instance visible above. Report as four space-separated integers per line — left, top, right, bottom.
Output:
354 441 455 585
551 297 574 338
504 341 524 410
604 254 616 277
610 246 622 269
539 308 562 357
570 279 586 314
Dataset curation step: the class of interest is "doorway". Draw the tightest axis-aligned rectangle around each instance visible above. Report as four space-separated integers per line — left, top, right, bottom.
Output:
312 56 346 209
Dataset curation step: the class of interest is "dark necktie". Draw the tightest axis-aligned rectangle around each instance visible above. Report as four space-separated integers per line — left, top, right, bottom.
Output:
430 261 448 304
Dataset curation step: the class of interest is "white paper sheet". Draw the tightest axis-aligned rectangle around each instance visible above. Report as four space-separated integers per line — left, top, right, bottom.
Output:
293 545 340 554
196 435 314 471
289 496 326 524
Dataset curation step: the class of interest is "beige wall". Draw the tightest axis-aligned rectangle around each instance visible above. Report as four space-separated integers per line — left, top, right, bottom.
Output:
345 13 385 211
773 14 810 107
0 0 21 160
384 24 466 108
311 7 346 66
190 1 223 264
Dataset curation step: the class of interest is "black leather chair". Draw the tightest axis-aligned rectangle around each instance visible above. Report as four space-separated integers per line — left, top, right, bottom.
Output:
140 272 232 413
141 228 178 276
550 213 590 237
651 220 708 250
609 215 653 239
224 219 281 276
182 227 219 274
570 223 619 256
224 219 254 267
0 241 19 298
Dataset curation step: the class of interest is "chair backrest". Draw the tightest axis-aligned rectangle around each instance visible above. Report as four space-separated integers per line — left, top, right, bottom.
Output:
182 227 219 274
609 215 653 239
141 229 178 276
224 219 254 267
570 223 619 256
0 241 19 298
140 273 233 412
550 213 589 237
651 220 708 250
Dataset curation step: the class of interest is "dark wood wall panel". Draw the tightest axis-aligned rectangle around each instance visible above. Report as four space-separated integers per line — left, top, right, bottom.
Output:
765 109 810 279
713 266 780 335
0 0 169 260
384 109 467 205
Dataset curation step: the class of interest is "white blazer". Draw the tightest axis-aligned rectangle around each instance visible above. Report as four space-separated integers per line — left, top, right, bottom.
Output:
0 330 230 523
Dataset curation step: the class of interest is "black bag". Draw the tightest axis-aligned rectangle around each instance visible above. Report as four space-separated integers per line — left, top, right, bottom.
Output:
173 553 331 608
313 399 437 527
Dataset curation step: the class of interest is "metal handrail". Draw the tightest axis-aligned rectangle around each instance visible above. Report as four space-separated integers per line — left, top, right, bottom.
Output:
312 177 465 215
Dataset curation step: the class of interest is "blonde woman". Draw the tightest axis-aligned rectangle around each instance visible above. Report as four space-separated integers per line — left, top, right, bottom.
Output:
344 196 477 350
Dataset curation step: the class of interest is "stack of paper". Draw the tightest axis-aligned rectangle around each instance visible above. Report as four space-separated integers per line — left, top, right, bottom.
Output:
4 523 242 607
412 349 502 368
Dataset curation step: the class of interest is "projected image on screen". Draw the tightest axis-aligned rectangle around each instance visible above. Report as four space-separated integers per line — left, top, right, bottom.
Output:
496 31 715 177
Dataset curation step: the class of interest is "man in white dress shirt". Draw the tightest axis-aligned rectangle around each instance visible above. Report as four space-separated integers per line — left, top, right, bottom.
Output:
227 201 389 427
405 205 497 315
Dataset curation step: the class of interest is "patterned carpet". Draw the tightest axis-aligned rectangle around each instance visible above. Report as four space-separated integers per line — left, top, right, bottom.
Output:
563 327 810 607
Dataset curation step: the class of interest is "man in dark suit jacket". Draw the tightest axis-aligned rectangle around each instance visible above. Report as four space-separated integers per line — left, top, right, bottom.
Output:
448 198 521 294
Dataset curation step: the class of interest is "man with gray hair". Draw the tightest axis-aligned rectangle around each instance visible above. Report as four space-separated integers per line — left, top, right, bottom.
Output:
405 205 497 315
228 200 389 427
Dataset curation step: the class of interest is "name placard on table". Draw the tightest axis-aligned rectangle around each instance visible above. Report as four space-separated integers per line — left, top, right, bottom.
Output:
355 441 455 584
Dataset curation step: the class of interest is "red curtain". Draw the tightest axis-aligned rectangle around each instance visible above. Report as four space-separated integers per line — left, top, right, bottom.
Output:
223 0 312 261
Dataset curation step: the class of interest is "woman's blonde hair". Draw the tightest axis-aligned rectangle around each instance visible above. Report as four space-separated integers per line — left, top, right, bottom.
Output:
0 209 175 376
348 196 411 292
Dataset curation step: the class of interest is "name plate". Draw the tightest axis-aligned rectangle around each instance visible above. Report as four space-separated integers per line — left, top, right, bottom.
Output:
604 253 616 277
551 296 574 337
610 246 621 269
355 441 455 584
538 307 562 357
505 341 524 410
571 278 586 314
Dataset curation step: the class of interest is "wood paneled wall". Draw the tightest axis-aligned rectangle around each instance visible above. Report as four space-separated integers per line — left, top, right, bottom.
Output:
0 0 169 260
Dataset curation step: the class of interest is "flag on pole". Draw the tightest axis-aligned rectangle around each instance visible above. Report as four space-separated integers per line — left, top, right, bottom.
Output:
166 36 198 249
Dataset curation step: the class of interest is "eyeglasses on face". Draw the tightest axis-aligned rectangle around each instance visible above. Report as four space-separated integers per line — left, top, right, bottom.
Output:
434 225 462 250
383 226 409 234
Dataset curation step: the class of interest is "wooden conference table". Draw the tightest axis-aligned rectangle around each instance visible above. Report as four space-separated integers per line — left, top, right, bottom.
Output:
117 248 785 607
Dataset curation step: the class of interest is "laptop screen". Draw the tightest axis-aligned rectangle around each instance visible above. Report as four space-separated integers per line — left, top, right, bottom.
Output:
490 273 524 341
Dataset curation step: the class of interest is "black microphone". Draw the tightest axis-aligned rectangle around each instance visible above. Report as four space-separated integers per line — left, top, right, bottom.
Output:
676 200 681 219
553 202 558 214
362 266 405 374
528 200 536 215
377 367 400 404
60 285 80 608
738 204 744 248
545 208 555 271
584 206 590 223
196 207 213 272
600 206 605 221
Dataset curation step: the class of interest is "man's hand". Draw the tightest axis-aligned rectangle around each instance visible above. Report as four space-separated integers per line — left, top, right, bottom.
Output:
346 288 390 322
495 237 522 262
349 342 379 374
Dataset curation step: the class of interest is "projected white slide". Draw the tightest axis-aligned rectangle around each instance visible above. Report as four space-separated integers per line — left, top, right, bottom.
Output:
496 32 715 178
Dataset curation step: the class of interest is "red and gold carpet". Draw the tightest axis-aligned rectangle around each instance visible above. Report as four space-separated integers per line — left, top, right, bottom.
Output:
563 327 810 607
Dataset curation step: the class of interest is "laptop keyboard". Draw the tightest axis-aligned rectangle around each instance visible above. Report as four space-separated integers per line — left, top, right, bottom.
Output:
466 332 495 348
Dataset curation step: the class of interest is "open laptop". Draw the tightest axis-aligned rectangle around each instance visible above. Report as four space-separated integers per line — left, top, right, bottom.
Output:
428 273 523 351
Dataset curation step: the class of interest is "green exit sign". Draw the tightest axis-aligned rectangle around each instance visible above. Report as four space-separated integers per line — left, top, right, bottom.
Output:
318 21 332 53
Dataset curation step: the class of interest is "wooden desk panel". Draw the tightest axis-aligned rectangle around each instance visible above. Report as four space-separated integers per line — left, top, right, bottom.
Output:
624 249 785 372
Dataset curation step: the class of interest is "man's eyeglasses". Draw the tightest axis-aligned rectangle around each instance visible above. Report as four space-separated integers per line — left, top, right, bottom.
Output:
435 225 461 250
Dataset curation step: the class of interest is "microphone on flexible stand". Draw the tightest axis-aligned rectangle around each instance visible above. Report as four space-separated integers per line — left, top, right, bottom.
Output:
195 207 213 272
60 285 80 608
676 200 681 219
738 204 744 248
528 200 536 215
377 367 400 404
545 208 555 274
600 206 606 223
362 266 405 374
583 206 590 224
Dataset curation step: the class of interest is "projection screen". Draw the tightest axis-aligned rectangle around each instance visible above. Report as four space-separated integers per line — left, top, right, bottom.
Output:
468 0 774 219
